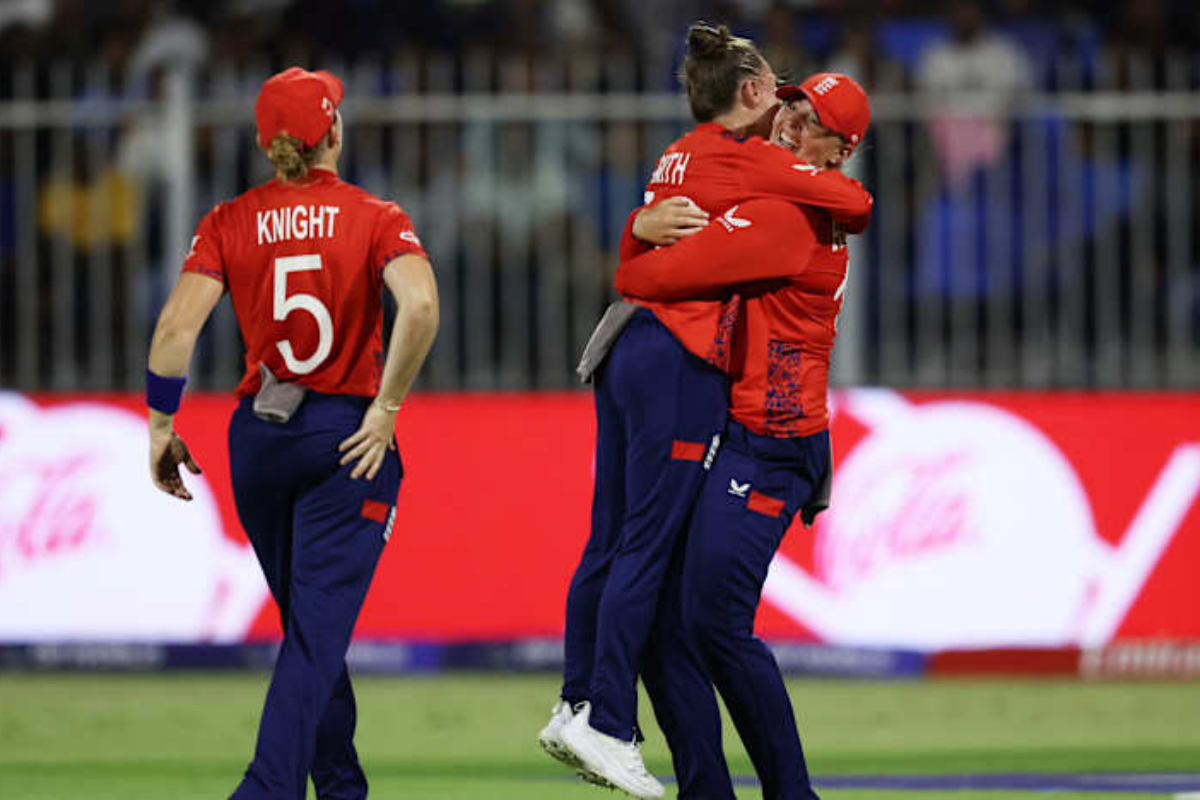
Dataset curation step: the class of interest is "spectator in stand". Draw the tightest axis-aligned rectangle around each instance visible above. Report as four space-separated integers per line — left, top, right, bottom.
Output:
915 0 1033 189
827 13 906 91
759 2 814 81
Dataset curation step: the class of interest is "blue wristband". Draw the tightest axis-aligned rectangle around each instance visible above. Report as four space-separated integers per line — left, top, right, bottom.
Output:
146 369 187 415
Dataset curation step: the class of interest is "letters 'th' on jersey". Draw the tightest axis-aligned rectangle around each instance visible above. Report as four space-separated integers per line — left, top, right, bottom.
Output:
182 168 428 398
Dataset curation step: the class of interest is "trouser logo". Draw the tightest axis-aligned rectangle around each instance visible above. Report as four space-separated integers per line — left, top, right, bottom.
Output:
703 433 721 471
383 507 396 542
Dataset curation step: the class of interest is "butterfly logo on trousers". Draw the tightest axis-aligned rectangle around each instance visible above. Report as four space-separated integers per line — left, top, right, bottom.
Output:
728 479 751 498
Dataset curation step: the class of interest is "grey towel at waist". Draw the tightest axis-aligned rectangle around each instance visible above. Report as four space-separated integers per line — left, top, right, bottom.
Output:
576 301 639 384
253 363 307 423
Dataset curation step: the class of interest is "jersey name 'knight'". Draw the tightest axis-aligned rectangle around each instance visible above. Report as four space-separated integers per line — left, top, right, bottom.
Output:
256 204 341 245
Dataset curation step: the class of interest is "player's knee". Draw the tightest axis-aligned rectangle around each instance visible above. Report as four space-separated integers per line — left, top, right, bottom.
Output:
696 597 764 643
683 597 738 648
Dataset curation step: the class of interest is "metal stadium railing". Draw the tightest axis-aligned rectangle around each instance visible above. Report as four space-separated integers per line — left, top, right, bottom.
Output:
2 53 1198 392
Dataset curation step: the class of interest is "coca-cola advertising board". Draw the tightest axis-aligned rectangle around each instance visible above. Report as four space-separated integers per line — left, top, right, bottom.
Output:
1 390 1197 650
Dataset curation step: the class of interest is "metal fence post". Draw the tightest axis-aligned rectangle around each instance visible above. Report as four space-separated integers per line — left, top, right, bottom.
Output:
163 66 195 348
833 156 867 388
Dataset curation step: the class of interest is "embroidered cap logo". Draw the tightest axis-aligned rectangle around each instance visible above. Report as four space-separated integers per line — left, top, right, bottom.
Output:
811 76 839 95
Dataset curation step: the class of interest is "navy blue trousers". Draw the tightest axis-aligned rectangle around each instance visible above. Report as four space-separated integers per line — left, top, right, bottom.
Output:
561 309 727 741
653 421 829 800
227 393 402 800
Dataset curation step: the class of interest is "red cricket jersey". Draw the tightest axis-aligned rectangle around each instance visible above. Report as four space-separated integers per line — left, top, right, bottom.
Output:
617 122 871 372
615 199 847 438
182 168 428 399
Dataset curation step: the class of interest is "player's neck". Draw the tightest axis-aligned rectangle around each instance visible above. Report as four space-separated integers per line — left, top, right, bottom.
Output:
311 155 338 175
712 107 766 139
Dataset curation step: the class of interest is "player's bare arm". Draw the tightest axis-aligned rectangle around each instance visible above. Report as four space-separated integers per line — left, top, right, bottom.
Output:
146 272 224 500
338 253 439 481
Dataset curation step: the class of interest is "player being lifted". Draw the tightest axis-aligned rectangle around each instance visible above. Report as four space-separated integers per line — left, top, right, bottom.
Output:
614 72 872 800
541 22 871 799
145 67 438 800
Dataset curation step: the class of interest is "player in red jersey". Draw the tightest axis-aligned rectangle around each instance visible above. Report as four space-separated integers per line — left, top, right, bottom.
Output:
544 24 872 798
145 67 438 799
614 73 872 800
612 76 871 374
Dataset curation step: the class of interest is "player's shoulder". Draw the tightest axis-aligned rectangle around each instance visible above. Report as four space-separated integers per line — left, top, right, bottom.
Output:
328 177 410 219
738 137 793 163
218 180 280 216
195 194 244 230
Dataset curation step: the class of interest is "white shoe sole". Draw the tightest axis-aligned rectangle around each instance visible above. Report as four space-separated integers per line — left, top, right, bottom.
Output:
538 734 614 788
561 726 662 798
539 733 584 770
575 766 616 789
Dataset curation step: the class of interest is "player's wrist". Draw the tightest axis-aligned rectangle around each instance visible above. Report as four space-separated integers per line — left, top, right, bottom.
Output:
148 409 175 437
373 396 402 414
147 369 186 415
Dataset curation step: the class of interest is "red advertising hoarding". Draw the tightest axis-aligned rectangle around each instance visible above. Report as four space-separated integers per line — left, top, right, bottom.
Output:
2 390 1197 649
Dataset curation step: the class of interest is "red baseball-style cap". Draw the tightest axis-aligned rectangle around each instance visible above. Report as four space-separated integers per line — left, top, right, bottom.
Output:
777 72 870 149
255 67 344 150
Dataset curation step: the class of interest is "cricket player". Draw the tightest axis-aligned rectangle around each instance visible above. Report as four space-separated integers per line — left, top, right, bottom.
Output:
145 67 438 800
542 23 872 798
615 73 873 800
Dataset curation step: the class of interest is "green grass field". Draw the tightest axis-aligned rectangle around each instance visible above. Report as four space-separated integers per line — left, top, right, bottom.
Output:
1 672 1198 799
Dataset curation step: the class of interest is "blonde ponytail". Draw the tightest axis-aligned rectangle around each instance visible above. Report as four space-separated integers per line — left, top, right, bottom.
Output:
266 133 311 181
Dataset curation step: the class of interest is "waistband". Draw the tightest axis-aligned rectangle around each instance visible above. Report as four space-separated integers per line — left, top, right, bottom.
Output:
236 390 372 424
724 419 829 463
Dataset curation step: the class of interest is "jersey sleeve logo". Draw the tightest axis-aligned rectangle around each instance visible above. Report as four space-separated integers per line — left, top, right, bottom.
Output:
792 163 821 176
717 205 752 232
399 230 422 246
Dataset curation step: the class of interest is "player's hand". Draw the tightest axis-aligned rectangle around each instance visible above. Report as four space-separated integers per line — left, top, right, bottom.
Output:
149 422 201 501
337 401 397 481
632 196 709 246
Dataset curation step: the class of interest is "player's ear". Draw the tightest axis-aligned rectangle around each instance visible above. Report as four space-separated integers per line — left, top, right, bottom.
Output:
832 142 852 167
325 112 342 151
739 74 759 108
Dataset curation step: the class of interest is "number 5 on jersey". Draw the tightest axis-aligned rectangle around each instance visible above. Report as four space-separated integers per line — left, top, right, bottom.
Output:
274 254 333 374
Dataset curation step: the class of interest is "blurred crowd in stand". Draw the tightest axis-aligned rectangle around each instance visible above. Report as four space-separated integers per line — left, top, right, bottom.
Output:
2 0 1199 389
3 0 1197 92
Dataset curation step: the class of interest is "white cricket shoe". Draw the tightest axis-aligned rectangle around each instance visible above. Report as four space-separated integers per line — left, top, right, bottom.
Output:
560 702 665 799
538 700 583 770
